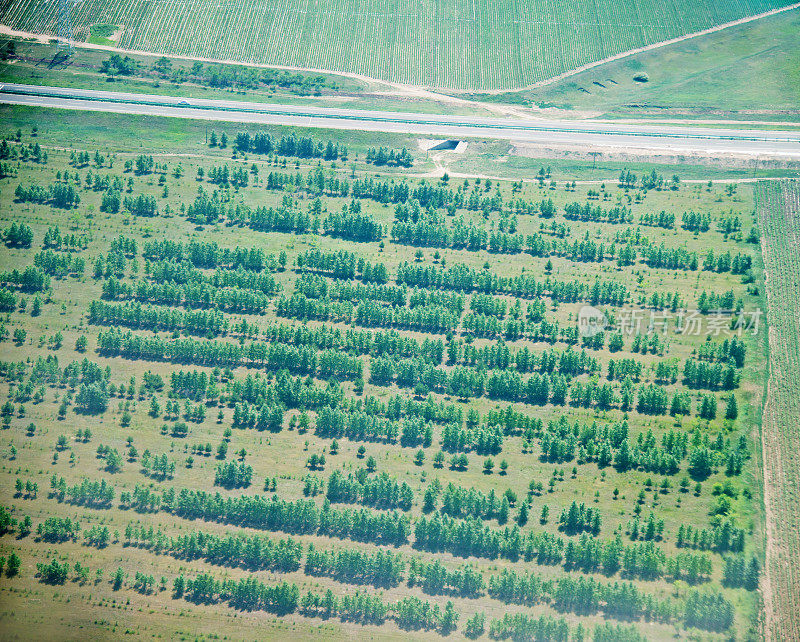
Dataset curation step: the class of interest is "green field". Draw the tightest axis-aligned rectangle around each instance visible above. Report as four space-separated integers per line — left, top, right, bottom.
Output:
754 180 800 641
0 0 796 90
0 106 781 640
87 24 119 47
474 7 800 120
0 39 500 118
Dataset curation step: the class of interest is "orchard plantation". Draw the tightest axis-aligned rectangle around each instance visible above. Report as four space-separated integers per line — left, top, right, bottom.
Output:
0 114 776 641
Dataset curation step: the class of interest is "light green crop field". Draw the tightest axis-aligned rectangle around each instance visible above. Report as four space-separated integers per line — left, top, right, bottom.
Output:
0 106 782 640
754 180 800 641
0 0 796 90
0 39 498 119
473 7 800 120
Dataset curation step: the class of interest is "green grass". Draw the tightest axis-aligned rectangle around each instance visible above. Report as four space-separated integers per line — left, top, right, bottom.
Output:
1 0 796 90
87 24 118 47
754 181 800 640
0 107 776 640
0 39 498 118
433 139 800 182
472 7 800 120
6 104 800 186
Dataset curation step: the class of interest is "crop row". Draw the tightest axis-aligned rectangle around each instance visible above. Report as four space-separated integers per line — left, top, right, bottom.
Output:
1 0 791 89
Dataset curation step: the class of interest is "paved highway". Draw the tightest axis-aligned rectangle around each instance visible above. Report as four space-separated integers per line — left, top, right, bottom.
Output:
2 83 799 158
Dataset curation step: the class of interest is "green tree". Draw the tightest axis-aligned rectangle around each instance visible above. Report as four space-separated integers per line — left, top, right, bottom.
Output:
440 601 458 633
498 497 510 524
725 394 738 420
689 448 714 480
105 449 123 473
6 552 20 577
540 504 550 524
464 612 485 639
516 502 529 526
